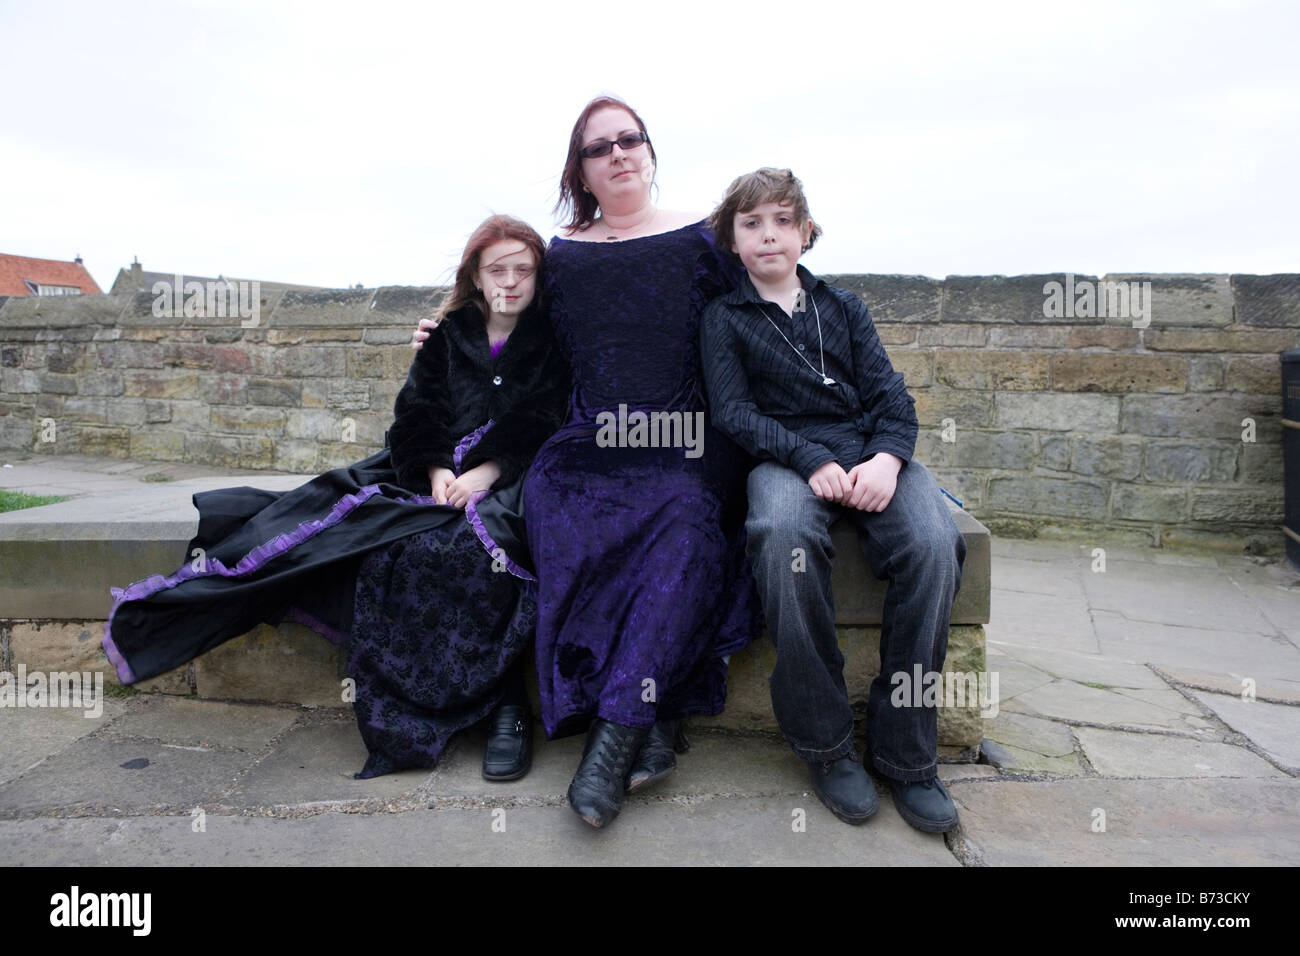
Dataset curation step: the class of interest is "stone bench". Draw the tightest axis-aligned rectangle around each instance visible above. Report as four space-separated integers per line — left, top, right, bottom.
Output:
0 472 990 755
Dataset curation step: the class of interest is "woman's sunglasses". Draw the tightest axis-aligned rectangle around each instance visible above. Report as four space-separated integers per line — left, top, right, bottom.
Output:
579 131 651 159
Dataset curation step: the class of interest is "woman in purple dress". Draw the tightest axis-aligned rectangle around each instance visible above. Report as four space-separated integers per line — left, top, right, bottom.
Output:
419 97 760 828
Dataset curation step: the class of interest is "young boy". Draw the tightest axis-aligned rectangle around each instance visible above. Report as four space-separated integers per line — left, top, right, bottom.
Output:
700 168 966 831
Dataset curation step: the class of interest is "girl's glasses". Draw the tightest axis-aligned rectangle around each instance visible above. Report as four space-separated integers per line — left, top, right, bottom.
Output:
579 131 650 159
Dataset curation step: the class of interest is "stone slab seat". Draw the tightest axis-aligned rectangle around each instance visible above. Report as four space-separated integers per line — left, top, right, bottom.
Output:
0 474 991 753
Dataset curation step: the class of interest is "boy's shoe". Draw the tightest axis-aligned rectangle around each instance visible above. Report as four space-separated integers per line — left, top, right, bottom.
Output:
482 704 532 781
887 776 959 833
567 720 649 829
809 756 879 825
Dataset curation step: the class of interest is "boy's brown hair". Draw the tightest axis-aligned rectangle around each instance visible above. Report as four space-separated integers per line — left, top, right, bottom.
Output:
707 167 823 260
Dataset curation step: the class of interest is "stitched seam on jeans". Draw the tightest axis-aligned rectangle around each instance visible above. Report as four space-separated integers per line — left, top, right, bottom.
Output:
874 753 937 775
790 724 854 757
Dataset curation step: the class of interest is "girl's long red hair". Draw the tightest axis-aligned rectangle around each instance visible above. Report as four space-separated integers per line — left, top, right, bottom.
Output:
436 215 546 322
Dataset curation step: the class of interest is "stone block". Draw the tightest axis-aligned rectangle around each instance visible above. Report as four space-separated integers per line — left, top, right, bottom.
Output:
935 351 1050 390
1120 394 1281 441
1039 434 1070 471
38 372 77 395
1102 273 1232 328
874 324 916 346
96 341 163 367
1145 327 1297 352
1070 435 1143 479
822 274 941 323
246 378 301 406
209 405 286 435
192 623 346 707
1225 356 1281 393
1239 441 1283 484
273 347 347 378
327 381 371 410
273 440 320 474
8 621 112 677
184 434 242 467
78 426 130 458
1142 442 1238 483
271 287 374 327
1190 489 1283 523
1052 353 1187 393
946 274 1097 325
123 371 200 399
918 429 1035 470
1111 484 1186 522
886 349 932 388
1232 274 1300 328
1 369 39 393
1188 356 1224 391
986 477 1110 519
130 429 187 461
911 388 994 427
347 348 388 379
0 293 131 327
917 324 987 347
988 325 1069 349
995 392 1119 431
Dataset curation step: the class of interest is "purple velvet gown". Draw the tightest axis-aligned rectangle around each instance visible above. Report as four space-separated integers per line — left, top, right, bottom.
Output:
523 221 760 739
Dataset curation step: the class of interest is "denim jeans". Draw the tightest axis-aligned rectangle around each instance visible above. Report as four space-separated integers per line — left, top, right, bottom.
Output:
744 459 966 783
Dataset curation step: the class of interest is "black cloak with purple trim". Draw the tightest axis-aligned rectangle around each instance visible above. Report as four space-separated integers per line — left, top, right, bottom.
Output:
103 303 570 686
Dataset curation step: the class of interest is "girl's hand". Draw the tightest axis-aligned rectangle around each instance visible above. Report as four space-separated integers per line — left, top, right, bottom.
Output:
411 317 439 350
428 466 456 504
808 461 853 503
446 461 501 509
845 453 902 512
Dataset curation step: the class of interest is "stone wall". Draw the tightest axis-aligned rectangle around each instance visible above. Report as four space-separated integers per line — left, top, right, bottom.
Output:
2 274 1297 548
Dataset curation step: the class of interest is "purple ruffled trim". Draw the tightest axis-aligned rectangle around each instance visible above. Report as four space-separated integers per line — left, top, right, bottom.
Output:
453 421 493 474
465 496 535 583
285 605 347 645
103 483 402 684
451 420 533 582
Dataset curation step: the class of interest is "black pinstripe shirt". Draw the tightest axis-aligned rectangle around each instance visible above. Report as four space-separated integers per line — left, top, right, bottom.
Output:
700 264 917 480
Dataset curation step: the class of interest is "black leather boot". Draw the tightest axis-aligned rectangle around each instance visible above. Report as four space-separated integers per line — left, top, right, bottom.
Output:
567 719 649 829
482 704 532 781
625 718 686 793
809 756 879 825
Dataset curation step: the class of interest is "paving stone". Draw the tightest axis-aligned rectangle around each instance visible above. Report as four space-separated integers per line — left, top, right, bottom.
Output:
222 717 429 806
983 649 1056 700
1158 666 1300 705
1074 727 1286 778
1187 691 1300 768
0 735 254 816
937 763 1000 782
949 777 1300 865
1002 679 1210 732
428 728 809 802
0 699 127 785
985 589 1100 654
981 711 1082 773
103 696 302 751
1094 610 1300 682
1081 560 1276 634
990 555 1086 597
0 794 960 866
992 643 1169 690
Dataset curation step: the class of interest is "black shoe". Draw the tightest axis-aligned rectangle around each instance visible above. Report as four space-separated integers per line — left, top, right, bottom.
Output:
809 756 879 825
625 719 684 793
567 720 649 829
482 704 532 782
887 776 959 833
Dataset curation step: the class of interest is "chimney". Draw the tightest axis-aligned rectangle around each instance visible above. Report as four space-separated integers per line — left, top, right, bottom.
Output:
75 254 84 266
131 256 143 290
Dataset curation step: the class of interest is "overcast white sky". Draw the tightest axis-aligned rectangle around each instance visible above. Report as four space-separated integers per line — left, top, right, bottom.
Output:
2 0 1296 291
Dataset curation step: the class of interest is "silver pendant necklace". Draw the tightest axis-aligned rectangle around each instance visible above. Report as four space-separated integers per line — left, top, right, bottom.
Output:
760 293 836 386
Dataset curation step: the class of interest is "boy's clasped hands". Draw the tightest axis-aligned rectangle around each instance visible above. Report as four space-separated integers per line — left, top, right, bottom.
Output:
808 452 903 512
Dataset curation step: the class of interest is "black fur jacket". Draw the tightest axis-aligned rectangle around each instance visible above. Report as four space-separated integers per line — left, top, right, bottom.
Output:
386 302 570 494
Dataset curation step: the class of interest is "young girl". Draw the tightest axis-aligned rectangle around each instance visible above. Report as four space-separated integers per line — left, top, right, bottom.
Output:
102 215 568 782
349 214 569 779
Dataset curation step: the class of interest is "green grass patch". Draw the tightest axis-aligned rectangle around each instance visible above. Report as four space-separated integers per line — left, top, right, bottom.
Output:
1081 681 1112 690
0 489 68 513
